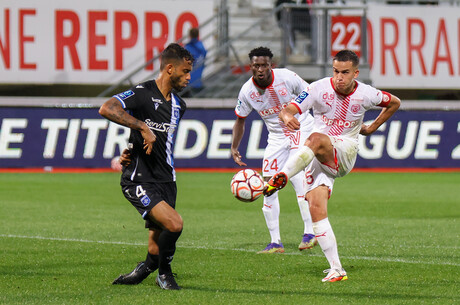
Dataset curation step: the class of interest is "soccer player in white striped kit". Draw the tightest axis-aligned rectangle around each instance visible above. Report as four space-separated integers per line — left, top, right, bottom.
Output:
264 50 401 281
231 47 317 253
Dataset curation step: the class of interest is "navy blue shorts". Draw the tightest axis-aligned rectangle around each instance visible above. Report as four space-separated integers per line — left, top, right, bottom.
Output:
121 182 177 229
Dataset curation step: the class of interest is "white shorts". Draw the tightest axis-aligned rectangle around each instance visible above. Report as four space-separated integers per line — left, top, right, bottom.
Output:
305 135 358 195
262 129 309 178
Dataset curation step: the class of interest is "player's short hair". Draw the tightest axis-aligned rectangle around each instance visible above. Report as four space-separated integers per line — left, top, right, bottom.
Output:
333 50 359 67
248 47 274 60
160 43 194 70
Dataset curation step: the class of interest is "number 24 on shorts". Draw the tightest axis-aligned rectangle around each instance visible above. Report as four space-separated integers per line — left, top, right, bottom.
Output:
263 159 279 173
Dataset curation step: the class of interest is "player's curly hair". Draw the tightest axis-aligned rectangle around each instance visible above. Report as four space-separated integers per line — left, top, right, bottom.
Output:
160 43 194 70
333 50 359 67
248 47 273 60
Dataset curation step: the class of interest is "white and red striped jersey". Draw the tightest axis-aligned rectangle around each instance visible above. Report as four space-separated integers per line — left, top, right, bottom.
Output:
235 68 313 136
291 77 391 142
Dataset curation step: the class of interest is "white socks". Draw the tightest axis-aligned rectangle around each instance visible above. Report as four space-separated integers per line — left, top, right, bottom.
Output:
289 172 314 235
262 192 281 244
281 146 315 178
298 197 314 234
313 218 342 270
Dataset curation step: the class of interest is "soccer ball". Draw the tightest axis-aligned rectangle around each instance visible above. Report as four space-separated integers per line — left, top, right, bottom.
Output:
230 169 265 202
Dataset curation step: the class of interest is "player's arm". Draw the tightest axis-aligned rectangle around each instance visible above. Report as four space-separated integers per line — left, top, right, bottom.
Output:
231 117 247 166
279 104 301 132
360 94 401 136
99 97 156 155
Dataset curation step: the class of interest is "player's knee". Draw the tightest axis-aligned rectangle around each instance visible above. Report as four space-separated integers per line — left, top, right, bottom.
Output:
169 216 183 233
306 132 323 149
309 201 327 220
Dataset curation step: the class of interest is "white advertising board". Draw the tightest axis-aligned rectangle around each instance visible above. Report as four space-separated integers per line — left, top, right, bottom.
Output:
0 0 213 84
367 4 460 89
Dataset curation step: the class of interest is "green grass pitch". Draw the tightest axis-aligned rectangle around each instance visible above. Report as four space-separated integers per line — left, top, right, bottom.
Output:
0 171 459 304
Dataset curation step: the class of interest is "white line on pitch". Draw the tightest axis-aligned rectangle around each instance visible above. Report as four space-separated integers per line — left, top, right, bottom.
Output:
1 234 459 267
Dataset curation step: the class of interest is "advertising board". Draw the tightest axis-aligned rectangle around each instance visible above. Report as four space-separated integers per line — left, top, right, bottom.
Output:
1 107 459 169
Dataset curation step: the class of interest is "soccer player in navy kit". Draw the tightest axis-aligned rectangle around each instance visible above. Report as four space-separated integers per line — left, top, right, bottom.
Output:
99 43 193 290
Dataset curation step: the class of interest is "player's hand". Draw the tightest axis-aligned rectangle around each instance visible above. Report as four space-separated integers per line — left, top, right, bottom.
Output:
119 148 132 166
141 126 156 155
231 148 247 166
285 117 301 132
359 124 373 136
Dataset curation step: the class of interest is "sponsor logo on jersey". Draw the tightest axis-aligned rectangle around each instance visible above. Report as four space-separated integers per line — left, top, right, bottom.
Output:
145 119 176 133
116 90 135 100
294 91 308 104
140 195 151 207
321 115 360 128
258 103 288 117
250 91 263 101
321 92 335 107
322 92 335 101
152 98 162 110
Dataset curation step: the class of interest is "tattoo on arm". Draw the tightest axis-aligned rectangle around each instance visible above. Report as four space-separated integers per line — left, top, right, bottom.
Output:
101 99 144 131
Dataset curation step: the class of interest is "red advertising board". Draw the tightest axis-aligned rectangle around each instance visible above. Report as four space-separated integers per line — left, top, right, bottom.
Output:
331 15 362 57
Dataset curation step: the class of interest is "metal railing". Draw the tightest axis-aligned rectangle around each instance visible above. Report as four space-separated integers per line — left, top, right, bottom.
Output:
97 4 230 97
277 3 369 81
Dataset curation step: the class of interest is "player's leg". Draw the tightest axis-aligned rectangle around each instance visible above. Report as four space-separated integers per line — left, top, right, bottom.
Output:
289 172 316 250
114 183 182 289
258 137 286 253
259 190 284 253
307 185 347 282
264 132 334 196
146 229 160 271
287 132 335 177
113 185 163 285
148 201 183 290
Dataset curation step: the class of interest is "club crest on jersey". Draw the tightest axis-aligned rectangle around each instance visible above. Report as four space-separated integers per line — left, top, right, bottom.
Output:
140 195 151 207
383 93 390 103
295 91 308 104
173 108 180 118
278 88 288 96
351 104 361 113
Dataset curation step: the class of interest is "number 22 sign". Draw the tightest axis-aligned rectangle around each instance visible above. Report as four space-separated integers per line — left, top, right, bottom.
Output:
331 16 362 57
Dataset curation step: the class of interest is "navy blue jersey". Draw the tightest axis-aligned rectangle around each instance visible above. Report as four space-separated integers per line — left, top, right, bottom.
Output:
113 80 186 184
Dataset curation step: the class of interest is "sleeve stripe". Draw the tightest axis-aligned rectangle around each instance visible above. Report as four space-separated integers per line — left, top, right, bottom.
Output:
234 110 247 118
291 102 303 114
378 91 391 107
113 95 126 109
